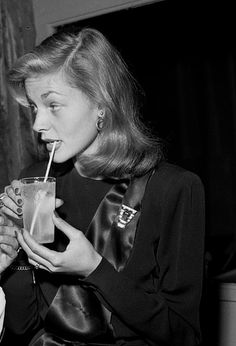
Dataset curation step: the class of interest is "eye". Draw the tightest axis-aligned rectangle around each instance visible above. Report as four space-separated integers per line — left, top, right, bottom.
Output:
49 103 60 112
29 103 37 115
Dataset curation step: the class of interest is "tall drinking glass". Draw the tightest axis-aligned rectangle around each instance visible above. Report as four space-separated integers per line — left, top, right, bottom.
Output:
20 177 56 244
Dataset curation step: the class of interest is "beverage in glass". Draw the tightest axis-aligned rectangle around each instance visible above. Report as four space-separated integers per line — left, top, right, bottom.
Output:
20 177 56 243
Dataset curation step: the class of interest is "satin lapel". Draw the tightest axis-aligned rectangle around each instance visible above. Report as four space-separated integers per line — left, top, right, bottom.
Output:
85 180 129 252
42 171 154 344
43 180 129 342
97 172 154 271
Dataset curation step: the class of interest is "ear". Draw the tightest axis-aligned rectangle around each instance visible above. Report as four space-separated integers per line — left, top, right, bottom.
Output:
96 113 104 132
98 109 105 119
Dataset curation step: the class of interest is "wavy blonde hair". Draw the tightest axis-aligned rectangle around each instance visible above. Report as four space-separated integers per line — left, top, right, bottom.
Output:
8 28 164 178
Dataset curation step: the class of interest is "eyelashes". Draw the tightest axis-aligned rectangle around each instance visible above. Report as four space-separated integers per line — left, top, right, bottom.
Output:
28 103 37 115
49 103 60 112
27 102 61 115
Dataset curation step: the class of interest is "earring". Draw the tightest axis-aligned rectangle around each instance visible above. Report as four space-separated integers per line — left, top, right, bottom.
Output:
96 117 104 131
96 110 104 132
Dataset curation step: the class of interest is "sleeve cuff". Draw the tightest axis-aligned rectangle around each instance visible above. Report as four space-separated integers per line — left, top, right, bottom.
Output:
82 257 118 291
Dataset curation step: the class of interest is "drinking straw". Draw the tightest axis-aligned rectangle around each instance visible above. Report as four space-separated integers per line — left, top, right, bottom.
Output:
29 141 57 236
44 141 57 182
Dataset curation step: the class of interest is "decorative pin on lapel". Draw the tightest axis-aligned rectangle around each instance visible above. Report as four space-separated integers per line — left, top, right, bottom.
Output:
117 204 137 229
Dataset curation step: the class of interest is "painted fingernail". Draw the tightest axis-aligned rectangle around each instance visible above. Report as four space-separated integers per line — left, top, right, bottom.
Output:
17 198 23 205
54 211 59 218
17 207 22 214
15 188 20 195
17 228 23 235
14 230 21 238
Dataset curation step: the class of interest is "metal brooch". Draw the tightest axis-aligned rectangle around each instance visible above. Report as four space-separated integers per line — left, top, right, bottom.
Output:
117 204 137 229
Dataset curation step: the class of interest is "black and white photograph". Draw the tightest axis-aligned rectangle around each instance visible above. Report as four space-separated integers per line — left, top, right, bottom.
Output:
0 1 235 345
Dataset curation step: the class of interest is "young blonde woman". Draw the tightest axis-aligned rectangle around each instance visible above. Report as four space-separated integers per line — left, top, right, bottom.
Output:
0 28 205 346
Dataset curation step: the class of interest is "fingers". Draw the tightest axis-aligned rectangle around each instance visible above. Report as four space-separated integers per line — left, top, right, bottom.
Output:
0 214 14 227
0 224 19 237
0 244 18 258
10 180 22 196
0 234 18 250
28 258 49 272
0 222 20 253
5 185 18 204
1 181 23 219
17 229 59 269
0 205 22 220
53 213 78 239
0 211 20 257
5 181 23 206
17 230 50 268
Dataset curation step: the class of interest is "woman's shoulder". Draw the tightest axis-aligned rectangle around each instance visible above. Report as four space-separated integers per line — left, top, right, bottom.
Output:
148 161 204 195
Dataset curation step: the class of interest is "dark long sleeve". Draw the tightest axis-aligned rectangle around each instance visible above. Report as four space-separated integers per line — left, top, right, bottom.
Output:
84 163 205 345
1 161 205 346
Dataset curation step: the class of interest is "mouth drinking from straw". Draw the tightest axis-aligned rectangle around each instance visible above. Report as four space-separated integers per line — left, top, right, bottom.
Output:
29 141 57 237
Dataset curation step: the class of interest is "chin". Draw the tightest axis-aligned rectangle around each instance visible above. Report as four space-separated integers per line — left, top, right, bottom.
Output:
52 149 77 164
52 152 70 163
53 157 66 163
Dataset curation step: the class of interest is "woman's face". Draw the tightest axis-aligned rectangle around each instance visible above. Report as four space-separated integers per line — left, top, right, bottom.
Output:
25 71 99 164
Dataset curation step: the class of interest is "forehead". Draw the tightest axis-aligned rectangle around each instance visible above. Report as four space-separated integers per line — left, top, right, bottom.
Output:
25 71 72 97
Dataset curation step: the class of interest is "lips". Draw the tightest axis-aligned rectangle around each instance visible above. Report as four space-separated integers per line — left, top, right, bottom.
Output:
43 139 61 151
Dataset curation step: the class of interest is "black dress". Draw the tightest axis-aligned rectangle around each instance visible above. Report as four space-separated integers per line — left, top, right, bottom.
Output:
1 160 205 346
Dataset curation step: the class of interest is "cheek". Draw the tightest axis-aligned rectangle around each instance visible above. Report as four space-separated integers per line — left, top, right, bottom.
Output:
63 121 98 148
56 106 98 144
66 121 96 139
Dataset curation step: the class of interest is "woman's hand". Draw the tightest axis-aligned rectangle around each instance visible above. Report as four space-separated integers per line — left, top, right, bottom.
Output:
0 180 63 225
0 214 21 274
0 180 23 221
17 214 102 278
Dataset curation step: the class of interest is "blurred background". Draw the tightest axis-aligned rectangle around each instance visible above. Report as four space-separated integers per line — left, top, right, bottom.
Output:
1 1 236 344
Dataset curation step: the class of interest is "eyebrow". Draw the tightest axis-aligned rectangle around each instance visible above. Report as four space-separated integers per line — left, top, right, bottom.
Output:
41 91 64 99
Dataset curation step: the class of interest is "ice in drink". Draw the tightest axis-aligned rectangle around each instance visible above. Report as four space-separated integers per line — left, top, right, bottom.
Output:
20 177 56 243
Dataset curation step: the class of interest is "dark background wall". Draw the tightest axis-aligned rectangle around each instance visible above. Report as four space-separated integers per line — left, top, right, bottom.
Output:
58 1 236 275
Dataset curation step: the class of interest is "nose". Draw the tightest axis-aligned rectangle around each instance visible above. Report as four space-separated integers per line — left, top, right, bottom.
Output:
32 108 51 133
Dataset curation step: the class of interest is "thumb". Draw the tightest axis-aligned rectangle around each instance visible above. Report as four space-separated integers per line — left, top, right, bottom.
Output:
53 213 77 239
55 198 64 208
